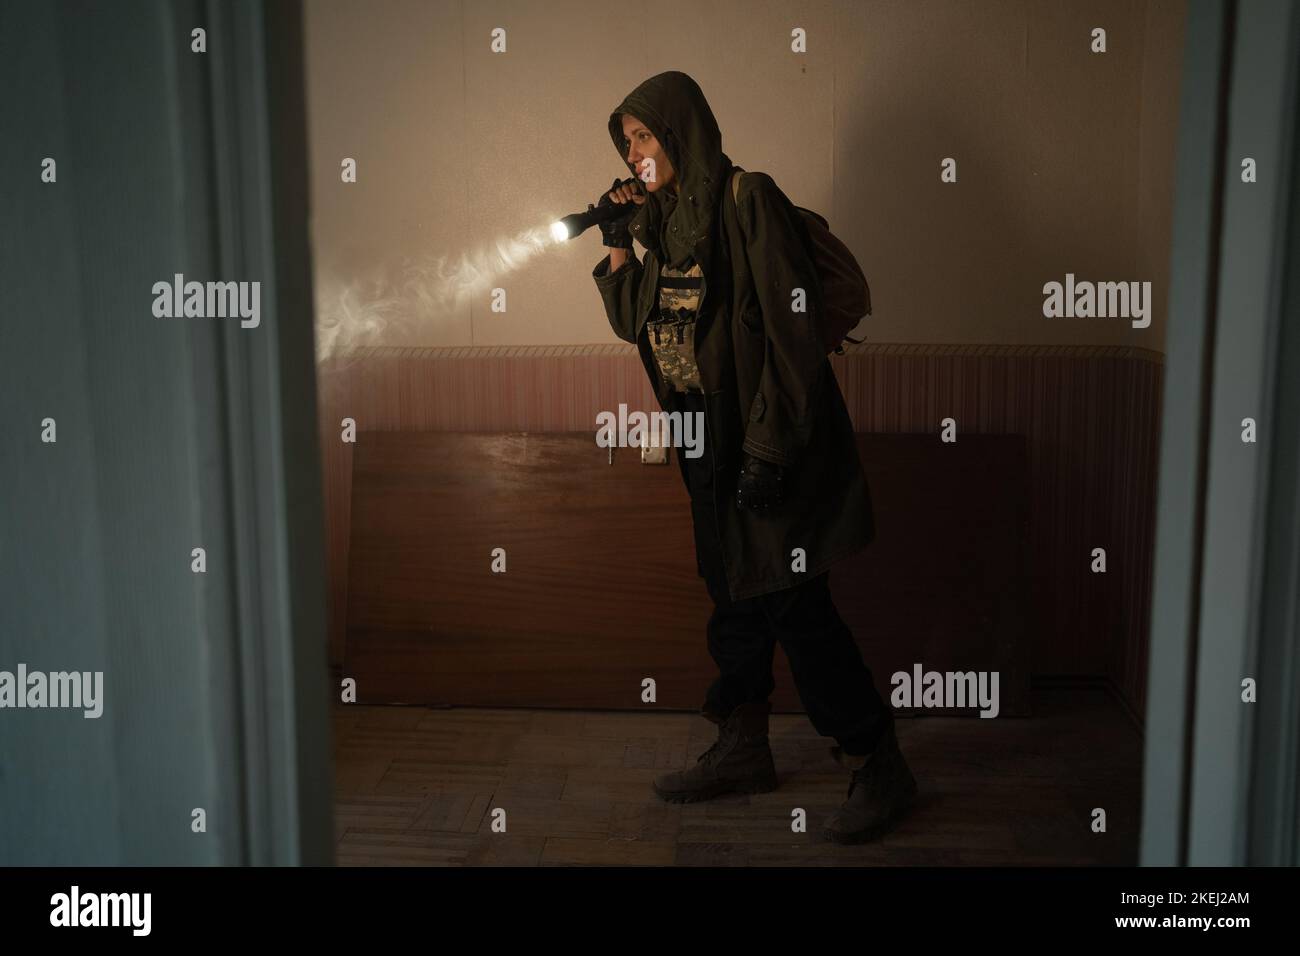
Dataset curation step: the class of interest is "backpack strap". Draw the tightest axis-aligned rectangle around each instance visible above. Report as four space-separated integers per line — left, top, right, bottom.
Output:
723 167 745 235
721 167 747 263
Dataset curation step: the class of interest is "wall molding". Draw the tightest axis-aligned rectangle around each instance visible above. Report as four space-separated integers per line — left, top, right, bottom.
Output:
324 342 1168 364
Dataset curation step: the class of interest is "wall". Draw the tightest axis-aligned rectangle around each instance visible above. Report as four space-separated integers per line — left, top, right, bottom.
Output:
304 0 1185 352
1 0 331 865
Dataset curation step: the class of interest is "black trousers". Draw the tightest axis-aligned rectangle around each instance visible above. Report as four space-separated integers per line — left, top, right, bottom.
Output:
678 390 893 757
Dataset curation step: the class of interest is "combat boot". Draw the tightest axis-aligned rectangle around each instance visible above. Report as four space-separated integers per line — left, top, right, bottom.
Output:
652 700 779 803
822 723 918 843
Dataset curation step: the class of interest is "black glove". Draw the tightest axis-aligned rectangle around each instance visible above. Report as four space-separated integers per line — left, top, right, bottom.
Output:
735 453 785 513
596 177 639 249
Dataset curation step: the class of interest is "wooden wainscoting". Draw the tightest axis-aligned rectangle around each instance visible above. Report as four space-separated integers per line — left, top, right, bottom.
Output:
318 343 1161 724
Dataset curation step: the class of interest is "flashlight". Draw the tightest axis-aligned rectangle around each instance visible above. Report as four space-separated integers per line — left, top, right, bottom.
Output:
550 176 644 242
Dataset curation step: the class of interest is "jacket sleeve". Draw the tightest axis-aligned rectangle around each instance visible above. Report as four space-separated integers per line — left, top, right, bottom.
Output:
737 175 829 469
593 251 649 344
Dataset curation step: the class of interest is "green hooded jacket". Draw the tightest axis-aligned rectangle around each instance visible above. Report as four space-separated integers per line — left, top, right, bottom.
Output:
592 71 874 601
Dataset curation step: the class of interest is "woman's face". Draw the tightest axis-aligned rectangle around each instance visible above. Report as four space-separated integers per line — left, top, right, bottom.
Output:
621 114 676 193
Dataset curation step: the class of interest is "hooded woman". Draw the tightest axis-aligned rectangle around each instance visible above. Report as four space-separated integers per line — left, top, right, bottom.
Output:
591 71 916 842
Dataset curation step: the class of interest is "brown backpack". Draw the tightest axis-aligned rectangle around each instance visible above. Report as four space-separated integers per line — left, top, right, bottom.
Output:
726 168 871 354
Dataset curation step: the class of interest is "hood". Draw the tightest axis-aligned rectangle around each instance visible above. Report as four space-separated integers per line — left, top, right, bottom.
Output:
607 71 734 270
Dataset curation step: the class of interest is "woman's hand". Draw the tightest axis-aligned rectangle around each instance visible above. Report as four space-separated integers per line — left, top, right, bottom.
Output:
608 179 647 206
595 175 644 251
735 454 786 513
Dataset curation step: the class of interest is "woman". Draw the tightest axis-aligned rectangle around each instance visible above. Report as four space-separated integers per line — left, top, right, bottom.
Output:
591 71 916 843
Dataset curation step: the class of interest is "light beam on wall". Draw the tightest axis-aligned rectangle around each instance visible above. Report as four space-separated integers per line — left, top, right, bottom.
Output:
313 221 570 364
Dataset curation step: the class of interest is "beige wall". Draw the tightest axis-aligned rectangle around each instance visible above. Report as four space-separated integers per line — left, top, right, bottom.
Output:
304 0 1185 355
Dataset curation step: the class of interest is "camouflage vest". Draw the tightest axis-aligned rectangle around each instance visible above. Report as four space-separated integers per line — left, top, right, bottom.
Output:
647 260 704 393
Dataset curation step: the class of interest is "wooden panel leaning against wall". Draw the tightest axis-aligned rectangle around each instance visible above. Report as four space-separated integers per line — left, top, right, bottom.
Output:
317 344 1162 725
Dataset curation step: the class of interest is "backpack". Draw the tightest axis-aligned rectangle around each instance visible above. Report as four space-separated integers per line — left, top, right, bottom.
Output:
726 168 871 354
